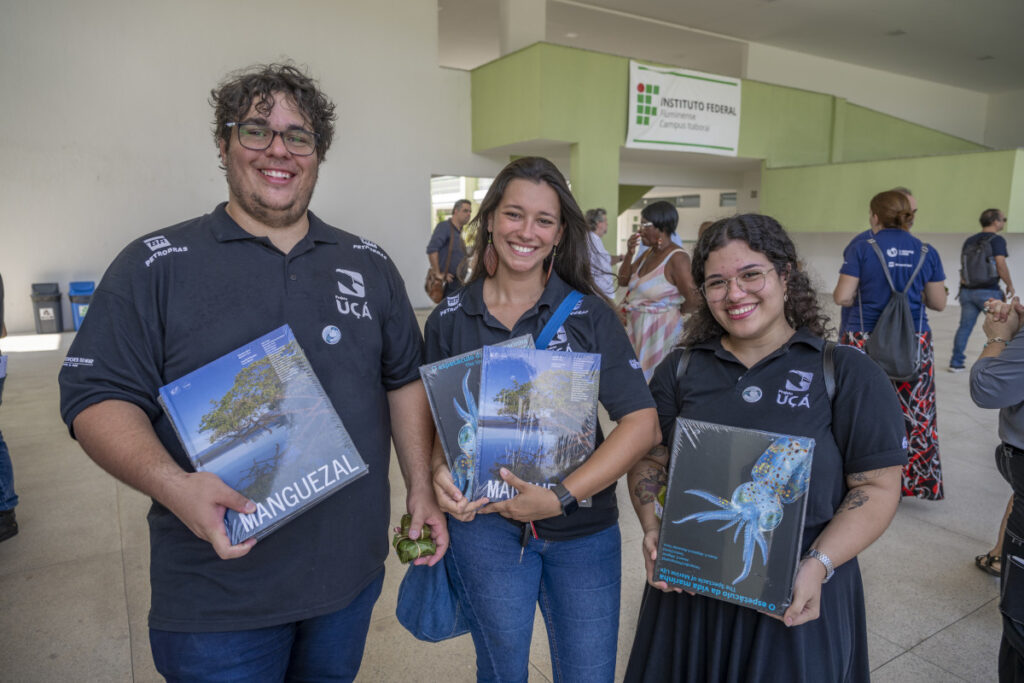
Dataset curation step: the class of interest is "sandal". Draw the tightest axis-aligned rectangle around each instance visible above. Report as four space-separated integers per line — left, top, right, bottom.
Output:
975 553 1002 577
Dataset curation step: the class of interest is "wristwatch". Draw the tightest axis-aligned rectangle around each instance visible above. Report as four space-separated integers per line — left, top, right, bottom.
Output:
551 482 579 516
803 548 835 583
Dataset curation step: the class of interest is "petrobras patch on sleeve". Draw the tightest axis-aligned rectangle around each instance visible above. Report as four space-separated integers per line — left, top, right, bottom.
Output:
141 235 189 267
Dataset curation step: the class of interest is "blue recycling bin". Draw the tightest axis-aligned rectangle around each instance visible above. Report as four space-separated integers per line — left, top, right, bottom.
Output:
69 281 95 331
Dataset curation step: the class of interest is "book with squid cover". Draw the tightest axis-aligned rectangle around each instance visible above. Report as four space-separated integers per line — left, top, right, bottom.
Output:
655 418 814 616
158 324 367 545
473 346 600 503
419 335 534 499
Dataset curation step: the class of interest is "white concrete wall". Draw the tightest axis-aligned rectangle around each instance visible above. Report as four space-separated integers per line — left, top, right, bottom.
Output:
985 88 1024 150
743 43 988 145
0 0 501 333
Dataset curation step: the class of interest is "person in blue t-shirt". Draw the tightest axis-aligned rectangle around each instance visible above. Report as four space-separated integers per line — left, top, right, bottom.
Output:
837 186 917 336
833 190 947 501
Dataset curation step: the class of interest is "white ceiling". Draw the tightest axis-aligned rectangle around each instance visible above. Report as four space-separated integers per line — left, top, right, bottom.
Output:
438 0 1024 94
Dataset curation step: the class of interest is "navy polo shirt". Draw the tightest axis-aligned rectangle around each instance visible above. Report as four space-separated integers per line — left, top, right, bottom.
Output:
649 330 907 543
840 228 945 333
424 273 655 540
59 203 423 632
961 232 1008 290
425 219 466 279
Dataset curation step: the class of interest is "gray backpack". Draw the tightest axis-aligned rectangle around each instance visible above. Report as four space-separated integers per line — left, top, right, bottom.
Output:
960 233 997 287
861 239 928 382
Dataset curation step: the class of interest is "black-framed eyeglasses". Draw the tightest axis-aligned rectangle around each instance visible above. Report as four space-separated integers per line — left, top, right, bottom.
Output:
225 122 318 156
700 269 771 302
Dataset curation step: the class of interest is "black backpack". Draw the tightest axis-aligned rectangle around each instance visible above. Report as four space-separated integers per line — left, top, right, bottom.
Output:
861 239 928 382
960 233 998 287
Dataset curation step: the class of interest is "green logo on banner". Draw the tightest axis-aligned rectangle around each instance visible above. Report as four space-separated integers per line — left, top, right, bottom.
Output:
635 83 659 125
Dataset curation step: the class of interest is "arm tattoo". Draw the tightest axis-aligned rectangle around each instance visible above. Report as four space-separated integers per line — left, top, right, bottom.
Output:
837 488 869 512
633 466 667 505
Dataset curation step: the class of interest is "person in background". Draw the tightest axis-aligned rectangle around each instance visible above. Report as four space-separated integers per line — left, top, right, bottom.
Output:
833 190 947 500
427 199 472 298
950 208 1014 372
836 187 917 336
585 207 618 300
58 63 443 680
969 295 1024 680
425 156 660 682
618 200 699 381
0 272 18 543
625 214 906 682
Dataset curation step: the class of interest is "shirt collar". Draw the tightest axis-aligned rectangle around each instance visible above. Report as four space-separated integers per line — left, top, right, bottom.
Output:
693 327 824 360
459 271 573 322
209 203 338 245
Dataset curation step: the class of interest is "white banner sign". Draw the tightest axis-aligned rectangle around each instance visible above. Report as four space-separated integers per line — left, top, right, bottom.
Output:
625 61 741 157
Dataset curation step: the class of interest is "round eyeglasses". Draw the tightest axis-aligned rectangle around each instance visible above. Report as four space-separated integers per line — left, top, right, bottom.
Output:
225 122 318 156
700 269 771 302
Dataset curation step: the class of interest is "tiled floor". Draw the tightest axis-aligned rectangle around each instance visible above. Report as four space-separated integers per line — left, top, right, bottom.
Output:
0 304 1006 681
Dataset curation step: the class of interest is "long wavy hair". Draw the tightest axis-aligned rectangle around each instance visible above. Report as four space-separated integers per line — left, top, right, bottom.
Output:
466 157 602 299
680 213 830 346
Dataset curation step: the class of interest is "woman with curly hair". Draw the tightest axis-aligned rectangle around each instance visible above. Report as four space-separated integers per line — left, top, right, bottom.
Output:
424 157 660 682
625 214 907 682
833 190 948 500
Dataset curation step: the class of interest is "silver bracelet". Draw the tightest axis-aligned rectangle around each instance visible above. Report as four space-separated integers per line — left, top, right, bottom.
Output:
803 548 835 583
985 337 1009 348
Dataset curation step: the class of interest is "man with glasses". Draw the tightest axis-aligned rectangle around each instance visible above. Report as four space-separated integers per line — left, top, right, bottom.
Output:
950 208 1015 372
58 63 444 680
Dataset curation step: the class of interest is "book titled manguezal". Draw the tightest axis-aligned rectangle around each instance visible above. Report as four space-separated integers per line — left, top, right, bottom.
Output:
158 324 367 544
474 346 600 503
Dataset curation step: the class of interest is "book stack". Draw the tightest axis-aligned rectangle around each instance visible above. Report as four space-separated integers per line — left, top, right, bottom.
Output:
421 339 600 504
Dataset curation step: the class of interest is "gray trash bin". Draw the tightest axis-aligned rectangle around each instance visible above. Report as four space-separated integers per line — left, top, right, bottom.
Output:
31 282 63 334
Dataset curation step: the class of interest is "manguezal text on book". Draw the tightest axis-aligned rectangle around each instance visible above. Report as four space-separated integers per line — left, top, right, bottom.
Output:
237 456 361 534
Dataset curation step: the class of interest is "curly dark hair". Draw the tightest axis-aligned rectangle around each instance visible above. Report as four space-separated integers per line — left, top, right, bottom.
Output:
680 213 830 346
466 157 604 300
210 62 337 163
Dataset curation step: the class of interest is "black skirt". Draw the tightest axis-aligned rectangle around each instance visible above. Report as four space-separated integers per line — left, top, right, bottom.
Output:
624 558 870 683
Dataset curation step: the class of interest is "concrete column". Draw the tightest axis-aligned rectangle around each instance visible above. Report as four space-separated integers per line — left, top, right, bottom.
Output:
499 0 545 56
569 141 621 254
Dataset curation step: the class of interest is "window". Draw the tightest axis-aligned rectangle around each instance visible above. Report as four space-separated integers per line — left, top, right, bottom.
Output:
719 192 737 207
676 195 701 208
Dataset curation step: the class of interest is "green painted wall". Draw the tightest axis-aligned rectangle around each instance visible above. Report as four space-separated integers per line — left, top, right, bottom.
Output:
840 104 984 163
761 150 1021 233
619 185 653 213
737 80 834 167
472 43 996 233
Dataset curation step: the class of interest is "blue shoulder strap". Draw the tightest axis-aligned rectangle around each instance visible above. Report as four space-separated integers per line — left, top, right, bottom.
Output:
535 290 584 349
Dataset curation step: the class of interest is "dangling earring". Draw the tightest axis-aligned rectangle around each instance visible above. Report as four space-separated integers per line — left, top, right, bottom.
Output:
545 244 557 285
483 231 498 277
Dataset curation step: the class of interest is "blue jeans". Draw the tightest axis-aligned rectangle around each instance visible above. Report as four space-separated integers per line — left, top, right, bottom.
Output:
0 375 18 511
951 287 1002 367
447 514 621 683
150 573 383 682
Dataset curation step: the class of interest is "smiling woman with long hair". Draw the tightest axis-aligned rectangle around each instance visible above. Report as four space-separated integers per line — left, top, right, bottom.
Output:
423 157 660 682
625 214 907 682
